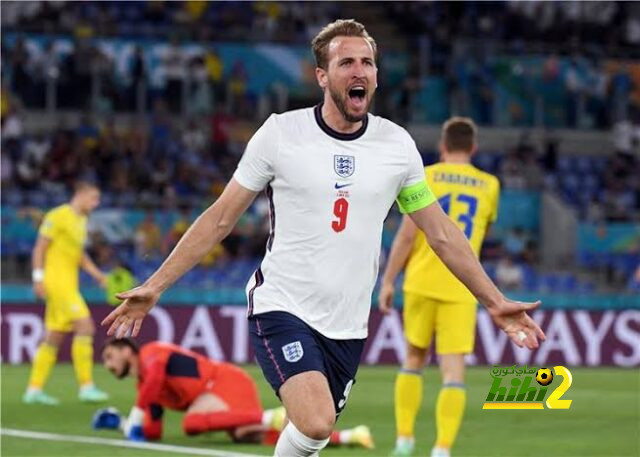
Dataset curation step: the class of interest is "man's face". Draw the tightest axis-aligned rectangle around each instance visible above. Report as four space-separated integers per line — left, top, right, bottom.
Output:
317 36 378 123
102 346 131 379
78 189 101 214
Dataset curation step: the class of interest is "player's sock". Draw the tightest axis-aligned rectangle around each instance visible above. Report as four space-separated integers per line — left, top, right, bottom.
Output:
329 426 374 449
274 421 329 457
27 342 58 390
72 335 94 387
261 406 286 431
435 383 466 450
395 368 423 439
183 410 263 435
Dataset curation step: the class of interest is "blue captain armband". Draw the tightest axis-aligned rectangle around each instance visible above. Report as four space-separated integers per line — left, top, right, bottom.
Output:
396 181 436 214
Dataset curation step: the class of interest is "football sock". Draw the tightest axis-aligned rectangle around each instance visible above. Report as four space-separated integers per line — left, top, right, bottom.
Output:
435 383 466 449
28 342 58 390
183 410 263 435
395 368 423 438
71 335 94 387
329 430 341 444
274 421 330 457
329 429 355 445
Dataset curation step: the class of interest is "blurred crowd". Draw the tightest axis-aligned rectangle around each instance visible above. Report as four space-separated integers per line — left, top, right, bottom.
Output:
1 1 341 44
1 100 247 206
2 1 639 129
1 33 260 117
4 101 638 291
3 1 638 52
387 1 639 57
497 127 640 222
1 1 638 292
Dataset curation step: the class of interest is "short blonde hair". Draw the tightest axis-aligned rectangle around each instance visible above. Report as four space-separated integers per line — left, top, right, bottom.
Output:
311 19 377 70
73 181 99 195
441 117 477 153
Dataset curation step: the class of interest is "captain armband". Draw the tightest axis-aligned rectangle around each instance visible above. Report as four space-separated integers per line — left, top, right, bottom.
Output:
396 181 436 214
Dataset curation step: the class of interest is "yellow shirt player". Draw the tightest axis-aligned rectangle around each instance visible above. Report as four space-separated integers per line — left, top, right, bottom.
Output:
24 182 110 405
379 117 500 457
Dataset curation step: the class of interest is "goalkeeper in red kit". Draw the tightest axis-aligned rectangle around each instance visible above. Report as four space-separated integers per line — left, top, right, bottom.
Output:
93 338 374 449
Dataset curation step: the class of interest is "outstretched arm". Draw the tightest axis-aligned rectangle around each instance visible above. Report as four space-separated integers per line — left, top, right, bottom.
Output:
102 178 259 337
81 253 107 288
378 215 417 314
124 363 166 441
409 203 545 349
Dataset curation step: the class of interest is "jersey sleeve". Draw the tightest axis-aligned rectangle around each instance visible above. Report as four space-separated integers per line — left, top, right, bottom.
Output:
136 356 166 410
38 210 60 240
396 137 436 214
142 404 164 441
232 114 278 192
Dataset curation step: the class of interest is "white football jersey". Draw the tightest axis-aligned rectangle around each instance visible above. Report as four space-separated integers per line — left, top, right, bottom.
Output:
233 104 427 339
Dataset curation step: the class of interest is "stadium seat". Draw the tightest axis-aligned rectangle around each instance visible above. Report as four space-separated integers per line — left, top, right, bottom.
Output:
473 153 495 172
557 156 572 173
575 156 589 172
3 192 24 206
559 274 579 292
522 266 538 291
561 173 580 193
582 174 599 191
544 174 558 190
26 191 50 208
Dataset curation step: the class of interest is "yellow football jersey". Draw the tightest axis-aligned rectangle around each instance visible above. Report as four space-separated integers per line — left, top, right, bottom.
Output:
39 204 88 291
403 163 500 303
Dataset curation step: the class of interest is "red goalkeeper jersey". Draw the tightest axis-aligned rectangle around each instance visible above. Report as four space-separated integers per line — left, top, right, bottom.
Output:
135 342 262 440
136 342 223 411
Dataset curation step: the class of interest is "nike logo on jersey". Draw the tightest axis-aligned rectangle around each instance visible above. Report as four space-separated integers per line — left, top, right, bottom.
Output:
334 183 353 189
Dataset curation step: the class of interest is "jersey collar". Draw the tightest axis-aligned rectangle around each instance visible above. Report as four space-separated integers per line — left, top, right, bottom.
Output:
314 103 368 141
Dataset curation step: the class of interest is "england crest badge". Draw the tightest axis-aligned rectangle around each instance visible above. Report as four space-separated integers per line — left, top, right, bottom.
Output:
282 341 304 363
334 155 355 178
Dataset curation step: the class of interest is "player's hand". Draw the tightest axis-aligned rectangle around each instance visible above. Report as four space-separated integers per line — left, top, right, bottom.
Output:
33 282 46 300
92 407 122 430
102 284 161 337
126 425 145 441
487 298 545 350
378 283 395 314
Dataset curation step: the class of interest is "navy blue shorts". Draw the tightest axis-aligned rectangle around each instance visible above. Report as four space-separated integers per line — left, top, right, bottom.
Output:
249 311 365 417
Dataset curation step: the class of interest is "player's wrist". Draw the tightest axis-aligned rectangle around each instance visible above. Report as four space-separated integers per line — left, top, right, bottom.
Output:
123 406 144 435
381 277 395 289
143 278 167 295
482 291 505 312
32 269 44 283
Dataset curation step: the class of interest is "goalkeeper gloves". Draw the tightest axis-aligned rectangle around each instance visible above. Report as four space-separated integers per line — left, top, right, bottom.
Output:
122 406 146 441
94 406 146 441
92 407 122 430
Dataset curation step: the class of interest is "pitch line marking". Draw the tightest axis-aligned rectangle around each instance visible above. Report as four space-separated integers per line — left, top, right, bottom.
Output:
0 428 266 457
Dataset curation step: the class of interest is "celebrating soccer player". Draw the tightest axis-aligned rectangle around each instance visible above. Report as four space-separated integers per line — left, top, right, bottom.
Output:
24 182 109 405
379 117 500 457
102 19 545 457
94 338 374 450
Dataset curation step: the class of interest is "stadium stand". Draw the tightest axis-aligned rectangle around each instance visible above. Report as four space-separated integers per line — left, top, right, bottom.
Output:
1 1 639 301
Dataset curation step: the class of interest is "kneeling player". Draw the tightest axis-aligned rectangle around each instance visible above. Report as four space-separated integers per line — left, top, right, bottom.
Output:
94 338 374 449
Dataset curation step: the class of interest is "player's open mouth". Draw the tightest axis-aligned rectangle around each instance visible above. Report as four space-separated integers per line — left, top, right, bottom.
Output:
348 86 367 108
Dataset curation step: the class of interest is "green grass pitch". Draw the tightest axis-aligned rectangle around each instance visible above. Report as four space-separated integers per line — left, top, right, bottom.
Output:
1 364 638 456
